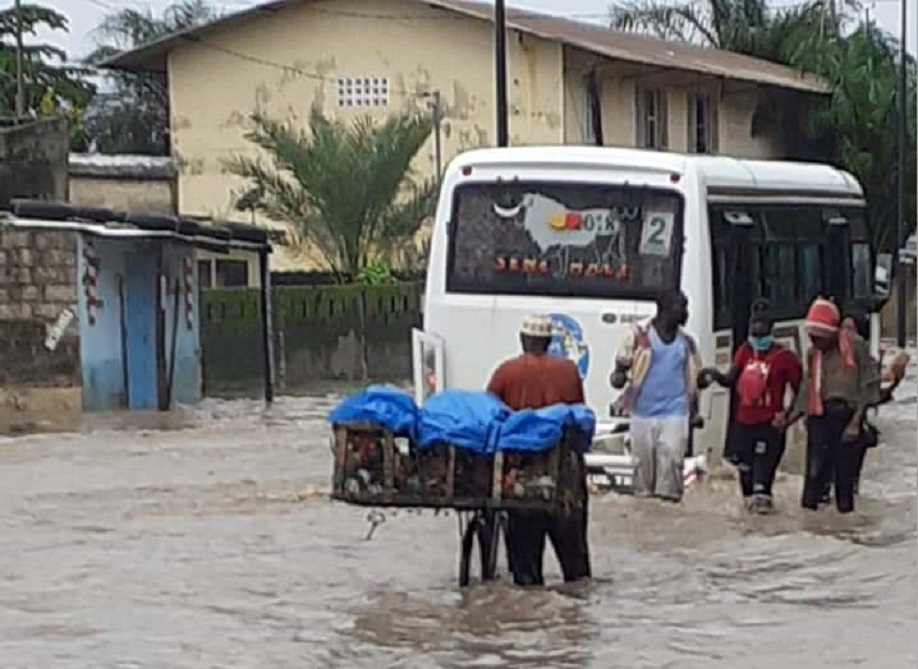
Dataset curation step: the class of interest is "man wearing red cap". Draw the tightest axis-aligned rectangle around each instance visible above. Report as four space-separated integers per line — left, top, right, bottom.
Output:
792 297 880 513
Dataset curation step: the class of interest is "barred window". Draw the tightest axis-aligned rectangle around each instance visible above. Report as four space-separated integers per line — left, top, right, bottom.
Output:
337 76 389 108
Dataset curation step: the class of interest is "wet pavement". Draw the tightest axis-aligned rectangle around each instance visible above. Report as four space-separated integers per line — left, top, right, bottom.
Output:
1 376 915 669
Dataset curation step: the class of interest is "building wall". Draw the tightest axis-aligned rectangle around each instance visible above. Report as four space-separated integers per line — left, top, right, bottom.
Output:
0 118 69 201
77 237 201 411
562 47 784 158
166 0 564 271
68 175 175 214
0 119 79 397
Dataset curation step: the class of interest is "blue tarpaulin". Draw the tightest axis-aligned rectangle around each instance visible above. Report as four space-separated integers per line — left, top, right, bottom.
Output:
417 390 511 453
498 404 595 453
327 385 418 438
328 388 595 453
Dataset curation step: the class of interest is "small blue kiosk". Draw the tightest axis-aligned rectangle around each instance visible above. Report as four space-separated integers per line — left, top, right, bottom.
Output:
1 200 274 411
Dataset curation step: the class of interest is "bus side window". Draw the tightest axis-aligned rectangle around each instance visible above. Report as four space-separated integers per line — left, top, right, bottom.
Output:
851 242 873 298
708 206 761 332
798 243 823 304
761 243 796 310
759 206 827 319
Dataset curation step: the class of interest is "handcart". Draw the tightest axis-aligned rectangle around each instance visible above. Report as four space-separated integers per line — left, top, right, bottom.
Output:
330 421 588 587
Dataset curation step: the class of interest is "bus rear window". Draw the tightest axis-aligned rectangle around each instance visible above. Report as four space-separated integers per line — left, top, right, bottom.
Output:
446 182 683 299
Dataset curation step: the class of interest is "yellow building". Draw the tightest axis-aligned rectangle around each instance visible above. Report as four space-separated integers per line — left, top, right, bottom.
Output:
103 0 826 275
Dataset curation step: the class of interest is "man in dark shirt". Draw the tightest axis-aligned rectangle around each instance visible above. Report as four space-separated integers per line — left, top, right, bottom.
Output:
486 314 591 586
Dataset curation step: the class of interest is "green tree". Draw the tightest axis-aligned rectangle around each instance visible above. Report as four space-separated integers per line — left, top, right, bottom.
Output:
803 25 917 251
85 0 216 154
0 4 95 144
225 109 436 280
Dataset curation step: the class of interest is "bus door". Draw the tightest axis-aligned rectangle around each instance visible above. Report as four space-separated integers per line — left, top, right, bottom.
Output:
712 210 760 462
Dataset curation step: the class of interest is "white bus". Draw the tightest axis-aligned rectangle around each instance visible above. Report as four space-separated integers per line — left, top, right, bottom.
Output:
411 146 881 490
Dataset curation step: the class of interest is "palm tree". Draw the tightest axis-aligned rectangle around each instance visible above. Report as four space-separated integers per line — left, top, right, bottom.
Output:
225 109 436 280
84 0 216 154
610 0 839 59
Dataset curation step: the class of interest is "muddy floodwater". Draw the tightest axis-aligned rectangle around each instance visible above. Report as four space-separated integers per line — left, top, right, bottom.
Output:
1 381 915 669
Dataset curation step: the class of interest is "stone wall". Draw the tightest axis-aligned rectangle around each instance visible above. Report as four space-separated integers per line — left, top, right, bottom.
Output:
0 228 80 386
1 117 79 395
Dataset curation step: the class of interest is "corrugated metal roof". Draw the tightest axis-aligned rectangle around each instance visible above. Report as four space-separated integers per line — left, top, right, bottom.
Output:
100 0 827 94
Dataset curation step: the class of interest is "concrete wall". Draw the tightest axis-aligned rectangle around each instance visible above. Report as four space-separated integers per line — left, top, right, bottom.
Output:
69 176 175 214
68 153 177 214
0 118 69 201
200 282 423 394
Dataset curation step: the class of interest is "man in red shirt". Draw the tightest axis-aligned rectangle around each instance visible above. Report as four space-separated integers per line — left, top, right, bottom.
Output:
700 300 802 513
487 314 591 586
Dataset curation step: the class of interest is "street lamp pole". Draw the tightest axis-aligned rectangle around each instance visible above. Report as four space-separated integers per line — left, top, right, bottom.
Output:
895 0 908 346
495 0 509 147
14 0 24 119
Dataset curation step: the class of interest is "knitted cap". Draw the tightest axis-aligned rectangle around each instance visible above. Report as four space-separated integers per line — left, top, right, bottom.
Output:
520 314 553 338
805 297 840 335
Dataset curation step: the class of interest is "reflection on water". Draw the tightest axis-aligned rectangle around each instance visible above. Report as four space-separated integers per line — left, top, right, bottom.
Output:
0 375 915 669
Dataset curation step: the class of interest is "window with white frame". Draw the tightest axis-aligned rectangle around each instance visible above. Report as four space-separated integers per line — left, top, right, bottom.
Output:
336 76 390 108
687 92 719 154
635 86 668 150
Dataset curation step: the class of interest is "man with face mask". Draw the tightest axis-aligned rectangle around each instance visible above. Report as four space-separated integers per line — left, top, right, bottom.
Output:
611 289 705 503
791 297 880 514
699 299 803 513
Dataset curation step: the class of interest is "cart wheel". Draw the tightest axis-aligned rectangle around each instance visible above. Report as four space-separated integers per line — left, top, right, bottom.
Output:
459 511 501 587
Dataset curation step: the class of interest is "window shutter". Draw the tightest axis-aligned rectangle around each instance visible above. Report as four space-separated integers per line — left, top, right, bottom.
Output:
658 90 669 149
634 86 645 147
709 95 720 154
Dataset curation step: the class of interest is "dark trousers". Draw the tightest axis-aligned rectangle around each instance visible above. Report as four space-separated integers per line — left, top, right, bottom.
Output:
732 422 785 498
504 501 591 586
801 402 859 513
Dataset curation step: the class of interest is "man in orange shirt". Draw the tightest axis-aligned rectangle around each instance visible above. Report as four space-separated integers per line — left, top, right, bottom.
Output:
487 314 591 586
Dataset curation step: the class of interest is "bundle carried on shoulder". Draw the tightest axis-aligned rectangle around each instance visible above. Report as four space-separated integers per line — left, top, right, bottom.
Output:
327 387 595 510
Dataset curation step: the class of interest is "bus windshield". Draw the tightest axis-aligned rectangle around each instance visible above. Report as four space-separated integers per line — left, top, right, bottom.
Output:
446 182 683 299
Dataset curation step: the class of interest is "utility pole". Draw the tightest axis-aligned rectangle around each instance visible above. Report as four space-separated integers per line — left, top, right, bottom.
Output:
425 90 443 187
494 0 509 147
14 0 25 119
895 0 908 346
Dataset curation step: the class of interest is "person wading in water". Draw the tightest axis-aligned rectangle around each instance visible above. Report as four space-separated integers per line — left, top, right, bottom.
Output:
818 311 909 502
611 290 706 503
700 299 802 513
791 298 880 514
486 314 591 586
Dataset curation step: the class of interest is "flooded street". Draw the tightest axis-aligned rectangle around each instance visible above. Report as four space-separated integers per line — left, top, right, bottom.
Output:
1 382 915 669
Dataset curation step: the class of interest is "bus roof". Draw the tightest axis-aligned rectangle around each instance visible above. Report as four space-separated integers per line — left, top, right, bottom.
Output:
450 146 863 199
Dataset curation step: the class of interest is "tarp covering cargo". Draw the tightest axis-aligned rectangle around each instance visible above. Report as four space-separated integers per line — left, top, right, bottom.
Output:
327 385 418 438
417 389 512 453
329 388 595 454
498 404 595 453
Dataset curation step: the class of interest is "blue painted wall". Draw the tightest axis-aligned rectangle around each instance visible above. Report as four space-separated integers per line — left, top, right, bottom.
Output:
77 236 202 412
161 242 202 405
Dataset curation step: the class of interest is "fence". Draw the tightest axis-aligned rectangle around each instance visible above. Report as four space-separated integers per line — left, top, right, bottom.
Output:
200 282 423 395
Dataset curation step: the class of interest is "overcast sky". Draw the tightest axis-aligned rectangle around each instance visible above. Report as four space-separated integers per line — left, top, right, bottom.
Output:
31 0 918 64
